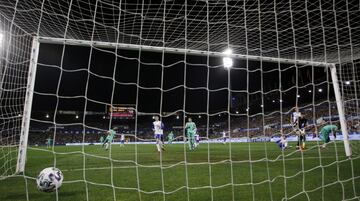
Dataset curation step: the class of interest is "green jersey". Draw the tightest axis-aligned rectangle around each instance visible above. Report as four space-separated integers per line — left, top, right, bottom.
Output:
185 122 197 135
106 129 116 141
320 125 338 143
168 132 174 140
320 125 338 135
46 138 52 145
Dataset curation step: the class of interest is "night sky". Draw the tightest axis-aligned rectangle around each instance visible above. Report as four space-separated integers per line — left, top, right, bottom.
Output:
32 43 333 117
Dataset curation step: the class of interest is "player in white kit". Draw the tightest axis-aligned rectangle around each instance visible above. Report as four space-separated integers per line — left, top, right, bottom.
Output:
153 116 165 152
120 134 125 147
222 131 227 144
194 133 200 148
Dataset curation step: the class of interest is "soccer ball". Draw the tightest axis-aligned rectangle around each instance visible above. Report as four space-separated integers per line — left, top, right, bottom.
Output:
36 167 63 192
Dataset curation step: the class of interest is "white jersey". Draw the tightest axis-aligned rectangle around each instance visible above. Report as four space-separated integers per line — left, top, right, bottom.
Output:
120 134 125 141
195 134 199 141
291 112 301 124
222 132 227 138
153 120 164 135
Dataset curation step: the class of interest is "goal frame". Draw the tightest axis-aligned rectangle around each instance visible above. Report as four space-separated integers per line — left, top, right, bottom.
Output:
16 37 39 173
14 36 352 173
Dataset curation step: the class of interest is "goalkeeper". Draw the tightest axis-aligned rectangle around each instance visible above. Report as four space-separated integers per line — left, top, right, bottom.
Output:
318 120 339 148
102 129 116 150
185 117 197 150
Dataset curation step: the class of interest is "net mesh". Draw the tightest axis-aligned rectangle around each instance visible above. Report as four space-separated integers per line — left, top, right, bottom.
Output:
1 0 360 62
339 61 360 155
0 1 359 201
0 14 32 177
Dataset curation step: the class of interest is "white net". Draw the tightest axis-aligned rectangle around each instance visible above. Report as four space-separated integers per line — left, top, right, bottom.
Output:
339 61 360 155
0 14 32 177
0 0 360 201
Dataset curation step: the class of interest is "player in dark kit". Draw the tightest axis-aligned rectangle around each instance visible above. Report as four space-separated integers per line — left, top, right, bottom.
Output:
297 114 307 150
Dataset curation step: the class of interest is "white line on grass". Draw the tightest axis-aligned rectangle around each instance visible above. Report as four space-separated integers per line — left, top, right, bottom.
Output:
62 156 345 172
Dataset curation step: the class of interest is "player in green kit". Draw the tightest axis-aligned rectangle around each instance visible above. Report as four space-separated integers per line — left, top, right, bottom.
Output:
99 136 104 143
46 137 52 148
185 117 197 150
318 120 339 148
102 129 116 150
167 131 174 144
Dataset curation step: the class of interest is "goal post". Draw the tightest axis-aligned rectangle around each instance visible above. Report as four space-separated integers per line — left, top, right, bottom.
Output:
15 37 39 173
1 1 360 200
14 36 354 174
329 64 352 157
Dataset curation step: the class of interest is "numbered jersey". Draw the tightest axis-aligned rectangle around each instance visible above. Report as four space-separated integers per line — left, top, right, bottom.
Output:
153 120 164 135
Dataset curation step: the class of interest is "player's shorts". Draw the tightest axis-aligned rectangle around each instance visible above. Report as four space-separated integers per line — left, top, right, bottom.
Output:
121 140 125 143
297 135 306 146
196 139 199 143
187 132 195 138
154 134 163 139
320 132 330 143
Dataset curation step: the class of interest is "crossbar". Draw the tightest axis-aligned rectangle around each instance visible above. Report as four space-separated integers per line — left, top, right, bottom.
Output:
38 37 333 67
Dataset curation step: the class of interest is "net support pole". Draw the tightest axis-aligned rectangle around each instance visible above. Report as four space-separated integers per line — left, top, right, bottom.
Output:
329 64 352 157
16 37 40 173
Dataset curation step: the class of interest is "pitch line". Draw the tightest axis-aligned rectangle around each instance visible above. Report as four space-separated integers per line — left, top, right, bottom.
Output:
62 156 344 172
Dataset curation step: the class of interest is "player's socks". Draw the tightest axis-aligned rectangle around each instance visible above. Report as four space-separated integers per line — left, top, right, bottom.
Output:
156 143 161 152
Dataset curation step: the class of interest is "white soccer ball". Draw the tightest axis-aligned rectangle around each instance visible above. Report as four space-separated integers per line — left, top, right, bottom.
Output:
36 167 63 192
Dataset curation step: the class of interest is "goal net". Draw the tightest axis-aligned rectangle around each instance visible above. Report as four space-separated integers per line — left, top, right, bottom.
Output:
339 61 360 155
0 0 359 201
0 14 33 177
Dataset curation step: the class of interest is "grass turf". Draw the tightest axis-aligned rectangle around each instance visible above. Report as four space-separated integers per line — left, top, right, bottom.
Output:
1 141 360 201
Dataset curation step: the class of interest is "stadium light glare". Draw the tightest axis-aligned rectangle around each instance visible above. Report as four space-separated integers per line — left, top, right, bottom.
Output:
260 104 263 108
318 88 323 92
75 115 79 119
198 115 201 118
176 115 179 119
152 116 155 119
223 48 232 55
45 114 50 118
246 108 249 112
102 116 106 119
297 95 300 98
236 111 239 114
223 57 233 68
279 99 283 103
272 100 275 103
345 81 351 85
222 48 233 68
308 90 312 93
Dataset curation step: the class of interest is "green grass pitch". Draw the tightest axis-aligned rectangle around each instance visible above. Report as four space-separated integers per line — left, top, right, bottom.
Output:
1 141 360 201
